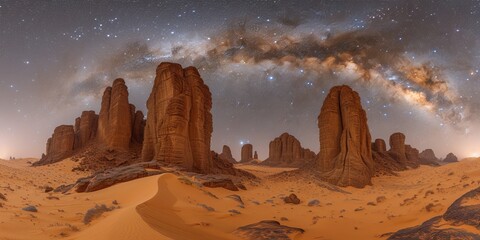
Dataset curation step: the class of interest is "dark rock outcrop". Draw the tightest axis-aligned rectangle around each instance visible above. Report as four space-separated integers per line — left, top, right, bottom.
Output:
419 149 440 166
261 133 315 167
388 187 480 239
132 110 145 144
316 85 374 188
241 144 253 163
219 145 236 163
443 153 458 163
235 220 305 240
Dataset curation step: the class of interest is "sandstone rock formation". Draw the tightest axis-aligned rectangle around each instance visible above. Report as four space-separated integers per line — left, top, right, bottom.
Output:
35 125 75 165
388 187 480 239
419 149 440 166
97 78 133 150
36 79 143 166
316 85 374 188
372 139 386 152
254 151 258 159
219 145 236 163
141 62 213 173
241 144 253 163
388 133 408 166
261 133 315 167
74 111 98 149
132 110 145 144
444 153 458 163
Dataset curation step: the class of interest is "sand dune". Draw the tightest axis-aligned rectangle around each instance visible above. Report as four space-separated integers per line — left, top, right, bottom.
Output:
1 158 480 239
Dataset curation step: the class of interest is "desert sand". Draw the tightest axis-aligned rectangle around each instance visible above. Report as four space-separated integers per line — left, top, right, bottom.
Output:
1 157 479 240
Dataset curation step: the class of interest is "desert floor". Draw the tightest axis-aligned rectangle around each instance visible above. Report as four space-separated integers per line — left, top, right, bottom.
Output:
0 158 479 240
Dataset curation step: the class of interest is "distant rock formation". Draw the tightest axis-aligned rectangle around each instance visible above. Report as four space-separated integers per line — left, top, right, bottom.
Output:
97 78 133 150
419 149 440 166
261 133 315 167
254 151 258 159
141 62 213 173
444 153 458 163
35 125 75 165
388 133 408 166
219 145 236 163
372 139 387 152
316 85 374 188
35 79 143 166
241 144 253 163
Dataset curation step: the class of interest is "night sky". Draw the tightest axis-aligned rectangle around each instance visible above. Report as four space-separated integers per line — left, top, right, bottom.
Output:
1 0 480 160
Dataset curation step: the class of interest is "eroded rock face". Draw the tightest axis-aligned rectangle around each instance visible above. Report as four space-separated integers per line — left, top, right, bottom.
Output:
35 125 75 165
97 78 133 150
372 139 387 152
36 78 143 166
419 149 440 166
444 153 458 163
219 145 236 163
262 133 315 167
141 62 213 173
388 133 407 165
74 111 98 149
241 144 253 163
317 85 374 188
132 110 145 144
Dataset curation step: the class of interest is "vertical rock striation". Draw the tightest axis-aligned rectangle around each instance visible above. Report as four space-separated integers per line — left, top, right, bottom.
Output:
240 144 253 163
141 62 213 173
316 85 374 188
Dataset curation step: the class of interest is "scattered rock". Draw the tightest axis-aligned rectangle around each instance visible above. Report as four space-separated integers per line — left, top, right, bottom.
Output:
229 209 241 215
197 203 215 212
22 205 38 212
307 199 320 206
0 193 6 201
235 220 305 240
44 186 54 193
283 194 300 204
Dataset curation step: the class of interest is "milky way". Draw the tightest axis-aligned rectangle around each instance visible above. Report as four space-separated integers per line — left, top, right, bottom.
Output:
1 1 480 160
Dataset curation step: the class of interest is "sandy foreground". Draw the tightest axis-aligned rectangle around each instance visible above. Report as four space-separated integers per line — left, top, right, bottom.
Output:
0 158 479 240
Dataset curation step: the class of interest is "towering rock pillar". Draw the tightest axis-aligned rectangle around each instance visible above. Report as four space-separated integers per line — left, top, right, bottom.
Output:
317 85 374 188
240 144 253 163
141 62 213 173
97 78 133 150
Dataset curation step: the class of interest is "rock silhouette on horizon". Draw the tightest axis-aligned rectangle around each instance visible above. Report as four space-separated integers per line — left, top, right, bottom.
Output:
241 144 253 163
219 145 237 164
261 132 315 167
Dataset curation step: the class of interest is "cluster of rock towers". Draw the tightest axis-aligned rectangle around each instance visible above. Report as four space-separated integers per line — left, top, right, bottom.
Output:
37 62 453 187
